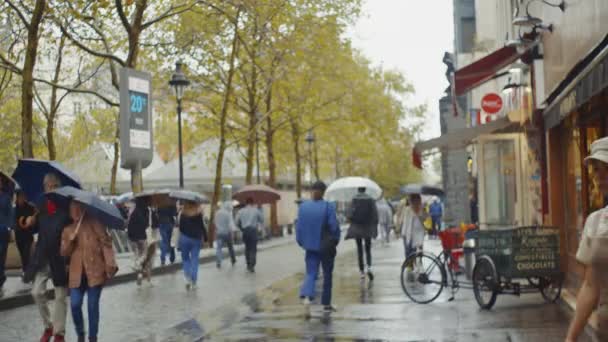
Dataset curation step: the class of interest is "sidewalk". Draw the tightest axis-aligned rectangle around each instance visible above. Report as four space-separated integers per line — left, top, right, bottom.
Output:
0 233 297 311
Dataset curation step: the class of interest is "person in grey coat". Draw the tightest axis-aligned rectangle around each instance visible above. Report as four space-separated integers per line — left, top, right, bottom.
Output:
214 201 237 268
345 187 378 281
376 198 393 244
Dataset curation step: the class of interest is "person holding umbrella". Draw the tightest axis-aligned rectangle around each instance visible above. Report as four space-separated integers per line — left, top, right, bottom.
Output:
236 197 264 273
0 174 14 297
157 202 177 266
345 187 379 281
23 173 72 342
127 197 153 286
61 200 118 342
177 200 207 290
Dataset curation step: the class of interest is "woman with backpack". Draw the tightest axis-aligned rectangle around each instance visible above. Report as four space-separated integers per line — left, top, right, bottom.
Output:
177 200 207 290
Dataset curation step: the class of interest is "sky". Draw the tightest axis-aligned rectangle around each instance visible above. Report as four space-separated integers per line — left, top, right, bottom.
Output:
347 0 455 141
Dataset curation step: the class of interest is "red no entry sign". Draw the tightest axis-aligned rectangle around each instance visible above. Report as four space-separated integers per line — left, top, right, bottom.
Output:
481 93 503 114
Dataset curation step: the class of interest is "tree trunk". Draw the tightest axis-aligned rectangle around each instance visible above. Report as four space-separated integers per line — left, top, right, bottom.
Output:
264 89 279 236
20 0 46 158
46 36 66 160
290 117 302 199
313 139 320 181
209 9 241 244
245 110 256 185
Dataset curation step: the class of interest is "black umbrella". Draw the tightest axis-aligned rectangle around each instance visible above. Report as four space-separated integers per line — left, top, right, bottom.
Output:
400 184 445 197
47 186 125 230
12 159 81 202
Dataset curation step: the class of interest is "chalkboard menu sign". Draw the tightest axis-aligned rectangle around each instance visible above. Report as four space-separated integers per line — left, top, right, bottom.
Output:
476 227 560 278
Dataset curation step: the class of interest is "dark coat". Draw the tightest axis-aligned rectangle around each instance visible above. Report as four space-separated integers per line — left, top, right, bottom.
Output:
127 204 150 241
25 199 72 286
345 193 379 240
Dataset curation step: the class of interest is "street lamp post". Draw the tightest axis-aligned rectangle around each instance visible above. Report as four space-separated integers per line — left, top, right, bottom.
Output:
305 129 315 186
169 61 190 189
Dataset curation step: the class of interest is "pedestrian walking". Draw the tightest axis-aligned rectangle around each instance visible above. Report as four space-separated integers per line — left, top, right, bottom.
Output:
567 137 608 341
296 181 340 314
401 194 427 260
157 204 177 266
0 174 14 297
214 202 236 269
127 197 153 286
177 200 207 290
14 189 35 279
236 198 264 273
429 198 443 236
23 173 71 342
376 198 393 245
345 187 378 281
60 200 118 342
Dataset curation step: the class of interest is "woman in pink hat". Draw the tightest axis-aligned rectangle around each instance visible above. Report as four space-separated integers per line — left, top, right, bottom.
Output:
566 136 608 341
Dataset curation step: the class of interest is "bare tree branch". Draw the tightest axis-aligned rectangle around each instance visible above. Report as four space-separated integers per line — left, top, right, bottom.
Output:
56 21 126 67
114 0 132 34
142 2 195 29
5 0 30 29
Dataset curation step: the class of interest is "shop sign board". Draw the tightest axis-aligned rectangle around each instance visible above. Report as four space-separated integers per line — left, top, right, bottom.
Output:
481 93 503 114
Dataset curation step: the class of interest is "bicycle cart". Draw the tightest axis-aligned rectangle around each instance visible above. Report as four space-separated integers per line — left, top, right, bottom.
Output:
472 226 563 309
400 226 563 310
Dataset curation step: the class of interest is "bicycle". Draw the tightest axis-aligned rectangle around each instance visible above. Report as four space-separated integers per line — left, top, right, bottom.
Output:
400 229 466 304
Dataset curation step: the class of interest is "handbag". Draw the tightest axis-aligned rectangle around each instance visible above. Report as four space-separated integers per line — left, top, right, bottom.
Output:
320 202 338 254
171 211 181 248
145 208 160 246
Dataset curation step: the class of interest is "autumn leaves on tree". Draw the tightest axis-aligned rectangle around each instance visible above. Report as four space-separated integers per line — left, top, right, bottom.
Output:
0 0 423 202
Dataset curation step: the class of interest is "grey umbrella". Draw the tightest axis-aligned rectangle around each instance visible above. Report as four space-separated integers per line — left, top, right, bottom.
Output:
47 186 125 230
169 190 210 204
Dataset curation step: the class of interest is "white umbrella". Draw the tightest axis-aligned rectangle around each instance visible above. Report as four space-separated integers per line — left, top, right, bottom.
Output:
324 177 382 202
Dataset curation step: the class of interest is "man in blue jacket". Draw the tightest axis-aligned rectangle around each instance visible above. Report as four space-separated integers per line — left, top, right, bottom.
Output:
296 181 340 314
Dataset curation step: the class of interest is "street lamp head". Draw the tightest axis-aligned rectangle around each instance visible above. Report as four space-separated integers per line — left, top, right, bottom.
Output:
169 61 190 101
305 129 315 144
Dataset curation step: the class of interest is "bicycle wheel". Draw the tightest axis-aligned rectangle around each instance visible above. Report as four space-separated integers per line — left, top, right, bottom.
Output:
401 252 446 304
540 274 563 303
472 255 499 310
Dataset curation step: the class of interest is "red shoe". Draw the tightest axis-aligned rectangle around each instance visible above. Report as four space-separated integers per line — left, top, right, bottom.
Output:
53 334 65 342
39 328 53 342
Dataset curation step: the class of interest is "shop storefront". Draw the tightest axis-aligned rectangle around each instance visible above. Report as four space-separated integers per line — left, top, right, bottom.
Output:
543 34 608 321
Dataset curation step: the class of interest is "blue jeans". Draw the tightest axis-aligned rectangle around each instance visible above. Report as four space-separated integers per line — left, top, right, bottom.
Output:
70 277 103 338
299 250 335 306
179 235 201 284
216 234 236 266
159 223 175 265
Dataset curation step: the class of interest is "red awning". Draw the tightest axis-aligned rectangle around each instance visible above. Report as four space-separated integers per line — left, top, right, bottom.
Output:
454 46 520 96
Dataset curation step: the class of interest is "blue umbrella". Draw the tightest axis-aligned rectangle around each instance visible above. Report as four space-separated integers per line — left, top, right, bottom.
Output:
47 186 125 230
12 159 81 202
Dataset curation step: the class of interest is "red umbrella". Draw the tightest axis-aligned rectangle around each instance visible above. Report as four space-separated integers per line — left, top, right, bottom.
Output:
233 184 281 205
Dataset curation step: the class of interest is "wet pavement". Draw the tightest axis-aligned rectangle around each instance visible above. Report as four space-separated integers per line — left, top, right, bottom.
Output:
0 237 598 341
202 239 596 342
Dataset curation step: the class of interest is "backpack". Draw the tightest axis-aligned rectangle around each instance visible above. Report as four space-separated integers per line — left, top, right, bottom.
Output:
350 197 374 225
